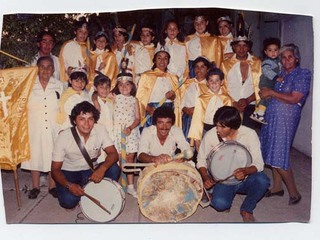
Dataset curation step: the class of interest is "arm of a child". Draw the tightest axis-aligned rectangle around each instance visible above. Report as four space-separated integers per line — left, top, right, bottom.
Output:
124 98 141 136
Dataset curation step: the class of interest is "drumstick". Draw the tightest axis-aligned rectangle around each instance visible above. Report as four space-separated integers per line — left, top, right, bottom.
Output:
83 192 111 215
215 173 234 183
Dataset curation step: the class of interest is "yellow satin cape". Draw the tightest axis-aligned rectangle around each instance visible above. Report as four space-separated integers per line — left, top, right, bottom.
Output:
136 68 182 127
88 50 119 91
188 91 232 141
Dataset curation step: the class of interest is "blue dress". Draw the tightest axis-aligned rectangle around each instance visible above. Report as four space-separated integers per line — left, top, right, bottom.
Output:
260 66 311 170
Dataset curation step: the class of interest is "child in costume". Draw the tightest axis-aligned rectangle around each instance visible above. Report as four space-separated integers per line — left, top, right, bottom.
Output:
56 68 90 131
188 68 232 151
156 19 187 84
217 16 234 60
185 14 223 78
113 72 141 198
88 31 118 91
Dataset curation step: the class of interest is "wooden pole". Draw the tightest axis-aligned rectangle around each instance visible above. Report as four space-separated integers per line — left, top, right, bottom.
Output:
13 169 22 209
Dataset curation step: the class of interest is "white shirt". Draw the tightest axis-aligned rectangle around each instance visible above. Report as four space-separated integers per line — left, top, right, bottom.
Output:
31 53 61 80
138 125 190 158
226 53 255 102
97 96 114 139
156 38 187 78
149 76 173 103
132 41 153 75
196 125 264 172
53 124 114 171
180 79 204 109
186 33 202 61
203 94 224 125
61 40 85 69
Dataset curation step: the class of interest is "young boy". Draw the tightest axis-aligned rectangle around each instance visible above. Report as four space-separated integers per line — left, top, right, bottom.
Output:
56 68 90 131
59 18 89 83
188 68 232 151
250 37 281 124
92 73 114 139
185 14 223 77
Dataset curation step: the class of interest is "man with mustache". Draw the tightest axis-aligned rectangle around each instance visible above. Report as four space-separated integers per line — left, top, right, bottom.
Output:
138 106 193 166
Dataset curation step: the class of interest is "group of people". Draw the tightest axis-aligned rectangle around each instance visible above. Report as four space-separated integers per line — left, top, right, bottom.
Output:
20 13 311 223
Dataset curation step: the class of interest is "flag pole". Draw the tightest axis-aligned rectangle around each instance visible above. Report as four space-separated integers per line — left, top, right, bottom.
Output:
13 169 22 208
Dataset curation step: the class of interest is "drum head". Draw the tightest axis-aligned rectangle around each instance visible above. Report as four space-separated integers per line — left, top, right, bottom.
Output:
80 178 125 222
137 162 203 222
207 140 252 185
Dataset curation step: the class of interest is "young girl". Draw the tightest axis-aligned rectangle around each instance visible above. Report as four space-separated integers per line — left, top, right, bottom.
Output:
112 26 134 75
113 72 141 198
88 31 118 91
188 68 232 151
129 24 156 83
217 16 234 60
156 19 187 84
185 14 223 77
56 68 90 131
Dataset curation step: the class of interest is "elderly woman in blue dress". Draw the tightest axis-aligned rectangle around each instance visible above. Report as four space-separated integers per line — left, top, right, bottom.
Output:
259 44 311 205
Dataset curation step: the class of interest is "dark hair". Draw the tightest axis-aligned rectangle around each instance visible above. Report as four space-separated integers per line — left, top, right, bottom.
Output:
112 72 137 96
193 56 215 69
152 106 175 125
151 50 171 70
93 31 112 51
231 40 253 52
74 18 88 31
36 56 54 68
206 68 224 81
69 101 100 126
69 71 88 87
113 28 129 42
93 73 111 88
213 106 241 130
36 30 56 43
263 37 281 51
159 19 185 46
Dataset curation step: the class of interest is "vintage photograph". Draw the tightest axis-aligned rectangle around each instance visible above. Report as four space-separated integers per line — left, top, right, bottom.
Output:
0 0 317 239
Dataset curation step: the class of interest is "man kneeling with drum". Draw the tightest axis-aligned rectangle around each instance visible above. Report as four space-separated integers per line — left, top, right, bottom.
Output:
197 106 270 222
51 101 120 209
138 106 193 165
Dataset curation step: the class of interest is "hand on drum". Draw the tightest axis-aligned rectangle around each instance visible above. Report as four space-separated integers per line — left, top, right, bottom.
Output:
152 154 172 166
68 183 85 197
89 167 106 183
233 168 247 181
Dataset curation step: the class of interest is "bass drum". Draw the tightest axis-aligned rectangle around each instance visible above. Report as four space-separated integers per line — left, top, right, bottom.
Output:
207 140 252 185
80 178 125 223
137 162 203 222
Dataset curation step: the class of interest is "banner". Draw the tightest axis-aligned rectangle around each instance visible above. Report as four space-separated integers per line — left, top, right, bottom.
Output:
0 66 37 170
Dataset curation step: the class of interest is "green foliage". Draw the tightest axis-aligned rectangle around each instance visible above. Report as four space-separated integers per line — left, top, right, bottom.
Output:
0 13 74 68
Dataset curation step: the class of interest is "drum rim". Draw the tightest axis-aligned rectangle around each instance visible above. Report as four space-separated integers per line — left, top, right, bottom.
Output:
80 178 126 223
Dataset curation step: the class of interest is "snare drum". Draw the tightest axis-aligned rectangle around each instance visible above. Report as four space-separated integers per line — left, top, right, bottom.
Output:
80 178 125 222
207 140 252 185
137 162 203 222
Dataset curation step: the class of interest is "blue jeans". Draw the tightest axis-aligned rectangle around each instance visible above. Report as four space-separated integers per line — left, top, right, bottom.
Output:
210 172 270 213
56 162 120 209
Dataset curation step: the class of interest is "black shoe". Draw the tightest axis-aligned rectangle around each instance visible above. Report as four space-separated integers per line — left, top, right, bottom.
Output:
49 188 58 198
288 195 302 205
264 189 284 198
28 188 40 199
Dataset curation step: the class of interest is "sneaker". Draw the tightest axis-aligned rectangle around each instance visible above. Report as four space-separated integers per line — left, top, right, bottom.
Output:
28 188 40 199
250 113 267 124
127 187 137 198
